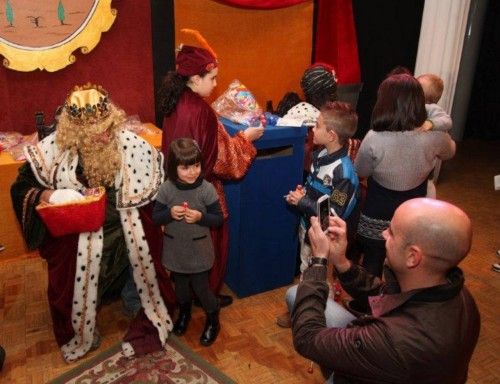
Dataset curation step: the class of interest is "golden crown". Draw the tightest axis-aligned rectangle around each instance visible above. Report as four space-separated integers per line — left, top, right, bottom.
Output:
64 83 111 124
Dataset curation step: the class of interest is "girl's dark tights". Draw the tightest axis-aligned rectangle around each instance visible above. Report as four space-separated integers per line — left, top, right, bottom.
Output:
172 270 218 312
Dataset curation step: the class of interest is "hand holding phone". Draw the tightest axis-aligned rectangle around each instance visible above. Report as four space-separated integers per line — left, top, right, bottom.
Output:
317 195 331 233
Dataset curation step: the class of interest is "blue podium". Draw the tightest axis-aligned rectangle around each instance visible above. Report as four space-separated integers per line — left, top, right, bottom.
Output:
221 118 307 297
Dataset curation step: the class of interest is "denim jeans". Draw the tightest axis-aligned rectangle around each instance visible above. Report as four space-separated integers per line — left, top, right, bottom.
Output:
121 266 141 316
285 285 356 328
285 284 356 384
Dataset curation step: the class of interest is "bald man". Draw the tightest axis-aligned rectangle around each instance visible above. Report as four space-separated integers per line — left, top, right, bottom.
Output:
292 198 480 384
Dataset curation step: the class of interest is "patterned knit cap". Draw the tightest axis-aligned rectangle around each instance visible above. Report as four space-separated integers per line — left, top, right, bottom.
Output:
300 63 338 100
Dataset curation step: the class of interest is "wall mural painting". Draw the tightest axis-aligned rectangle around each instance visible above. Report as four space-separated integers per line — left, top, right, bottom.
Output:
0 0 116 72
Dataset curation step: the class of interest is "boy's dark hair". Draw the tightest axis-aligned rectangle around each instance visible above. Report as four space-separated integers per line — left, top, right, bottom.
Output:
417 73 444 104
166 138 203 181
371 74 426 132
321 101 358 146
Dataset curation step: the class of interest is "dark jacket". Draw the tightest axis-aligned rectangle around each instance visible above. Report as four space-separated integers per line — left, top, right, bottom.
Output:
292 264 480 383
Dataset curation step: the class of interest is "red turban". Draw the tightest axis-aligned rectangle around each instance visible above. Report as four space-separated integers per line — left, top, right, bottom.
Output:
176 45 218 77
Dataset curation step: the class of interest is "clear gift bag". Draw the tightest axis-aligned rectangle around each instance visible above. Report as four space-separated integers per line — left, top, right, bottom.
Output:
212 79 263 126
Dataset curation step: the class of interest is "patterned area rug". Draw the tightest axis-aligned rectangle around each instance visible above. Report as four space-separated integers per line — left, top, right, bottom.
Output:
49 335 236 384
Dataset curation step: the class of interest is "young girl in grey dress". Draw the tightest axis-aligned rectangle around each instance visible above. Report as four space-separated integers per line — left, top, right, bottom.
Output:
153 138 223 346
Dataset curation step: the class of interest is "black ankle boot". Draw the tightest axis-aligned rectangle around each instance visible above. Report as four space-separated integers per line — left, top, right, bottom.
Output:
200 309 220 346
173 302 192 336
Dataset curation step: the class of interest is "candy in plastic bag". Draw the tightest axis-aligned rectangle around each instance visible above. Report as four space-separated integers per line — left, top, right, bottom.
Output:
212 79 263 126
0 131 23 151
7 132 38 161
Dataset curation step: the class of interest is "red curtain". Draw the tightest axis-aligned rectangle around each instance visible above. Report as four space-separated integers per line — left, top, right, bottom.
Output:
314 0 361 84
213 0 308 9
214 0 361 84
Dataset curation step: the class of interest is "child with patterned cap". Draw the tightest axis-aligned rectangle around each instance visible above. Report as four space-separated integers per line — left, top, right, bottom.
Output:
277 63 360 172
281 63 338 122
278 64 339 171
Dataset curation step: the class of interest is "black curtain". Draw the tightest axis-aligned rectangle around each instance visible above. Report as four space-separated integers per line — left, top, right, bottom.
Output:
465 1 500 139
352 0 425 138
151 0 175 128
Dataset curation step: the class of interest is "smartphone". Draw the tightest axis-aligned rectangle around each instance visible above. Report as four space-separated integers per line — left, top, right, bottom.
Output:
317 195 331 233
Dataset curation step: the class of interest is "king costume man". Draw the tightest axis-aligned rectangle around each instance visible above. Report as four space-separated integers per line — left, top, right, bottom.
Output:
11 84 176 362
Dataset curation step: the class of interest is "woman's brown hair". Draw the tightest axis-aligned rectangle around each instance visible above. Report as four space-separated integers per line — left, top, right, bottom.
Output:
371 74 426 132
158 67 212 117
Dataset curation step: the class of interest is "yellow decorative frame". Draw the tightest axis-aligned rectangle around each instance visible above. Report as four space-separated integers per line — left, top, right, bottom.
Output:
0 0 116 72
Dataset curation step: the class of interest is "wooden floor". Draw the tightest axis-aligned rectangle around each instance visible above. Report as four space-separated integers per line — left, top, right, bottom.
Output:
0 139 499 383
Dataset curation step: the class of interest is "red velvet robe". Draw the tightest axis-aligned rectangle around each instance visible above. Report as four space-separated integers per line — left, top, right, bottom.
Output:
162 89 218 182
